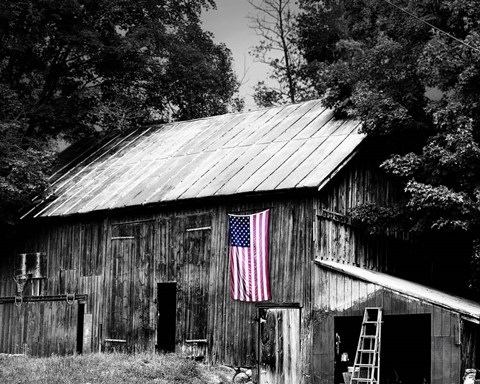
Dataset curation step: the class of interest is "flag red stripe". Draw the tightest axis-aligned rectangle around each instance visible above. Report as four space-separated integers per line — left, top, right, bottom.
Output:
263 210 271 299
257 211 263 300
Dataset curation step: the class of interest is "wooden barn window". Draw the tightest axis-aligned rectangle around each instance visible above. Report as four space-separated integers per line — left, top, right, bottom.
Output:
111 223 138 240
14 252 47 295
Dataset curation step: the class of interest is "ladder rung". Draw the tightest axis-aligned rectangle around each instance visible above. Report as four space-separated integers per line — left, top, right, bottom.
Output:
361 335 376 338
358 349 376 352
351 379 378 383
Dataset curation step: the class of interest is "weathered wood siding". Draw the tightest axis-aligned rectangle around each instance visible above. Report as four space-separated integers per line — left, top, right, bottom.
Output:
312 266 463 384
0 194 315 371
0 301 79 356
315 152 422 279
205 197 314 367
462 320 480 374
317 150 472 294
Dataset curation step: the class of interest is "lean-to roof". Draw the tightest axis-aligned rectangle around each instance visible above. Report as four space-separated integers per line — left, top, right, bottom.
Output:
28 99 365 218
317 259 480 322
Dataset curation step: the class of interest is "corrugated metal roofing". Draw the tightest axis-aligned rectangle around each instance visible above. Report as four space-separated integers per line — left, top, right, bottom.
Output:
316 259 480 322
29 99 365 218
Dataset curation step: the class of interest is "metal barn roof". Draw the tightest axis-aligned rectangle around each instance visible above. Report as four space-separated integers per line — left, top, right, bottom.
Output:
29 99 365 218
317 259 480 322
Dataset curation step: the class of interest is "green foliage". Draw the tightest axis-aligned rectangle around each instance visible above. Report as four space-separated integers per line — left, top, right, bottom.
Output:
0 129 54 225
404 181 475 231
297 0 480 291
297 0 480 228
156 22 240 120
0 0 241 231
0 0 240 135
349 202 408 235
297 0 432 144
0 84 54 226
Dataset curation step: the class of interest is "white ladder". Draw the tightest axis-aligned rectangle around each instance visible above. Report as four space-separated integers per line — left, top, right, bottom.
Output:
350 307 382 384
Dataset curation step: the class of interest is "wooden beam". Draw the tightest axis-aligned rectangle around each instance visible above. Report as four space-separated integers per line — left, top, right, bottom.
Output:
0 294 88 304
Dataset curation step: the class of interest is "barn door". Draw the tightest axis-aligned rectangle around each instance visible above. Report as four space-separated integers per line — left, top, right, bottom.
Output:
109 221 155 352
258 307 301 384
157 214 211 358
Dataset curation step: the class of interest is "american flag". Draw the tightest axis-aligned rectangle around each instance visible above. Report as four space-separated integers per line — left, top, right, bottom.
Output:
228 209 271 302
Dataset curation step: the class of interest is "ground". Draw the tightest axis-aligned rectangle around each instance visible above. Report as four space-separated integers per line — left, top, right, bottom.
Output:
0 352 249 384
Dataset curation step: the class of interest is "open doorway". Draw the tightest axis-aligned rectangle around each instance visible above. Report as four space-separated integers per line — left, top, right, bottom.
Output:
334 314 430 384
76 302 85 354
157 282 177 352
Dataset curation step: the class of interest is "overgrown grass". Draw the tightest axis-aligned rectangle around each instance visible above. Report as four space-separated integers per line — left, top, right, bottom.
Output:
0 353 233 384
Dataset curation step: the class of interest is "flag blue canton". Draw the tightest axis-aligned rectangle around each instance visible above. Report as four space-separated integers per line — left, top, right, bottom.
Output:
229 216 250 247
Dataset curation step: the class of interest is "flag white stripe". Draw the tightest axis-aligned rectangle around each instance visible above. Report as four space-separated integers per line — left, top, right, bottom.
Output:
238 247 245 301
244 247 249 301
243 246 249 301
232 247 238 300
251 214 256 301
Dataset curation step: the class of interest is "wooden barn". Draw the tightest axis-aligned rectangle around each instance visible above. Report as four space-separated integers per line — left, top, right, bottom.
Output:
1 99 479 383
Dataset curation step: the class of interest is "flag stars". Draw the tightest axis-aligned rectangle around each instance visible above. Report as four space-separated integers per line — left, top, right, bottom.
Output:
229 216 250 247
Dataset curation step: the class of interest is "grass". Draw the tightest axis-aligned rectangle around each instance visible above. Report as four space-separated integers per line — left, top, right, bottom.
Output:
0 353 234 384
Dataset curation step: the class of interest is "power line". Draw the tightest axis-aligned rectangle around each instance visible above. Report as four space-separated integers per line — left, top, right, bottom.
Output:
381 0 480 55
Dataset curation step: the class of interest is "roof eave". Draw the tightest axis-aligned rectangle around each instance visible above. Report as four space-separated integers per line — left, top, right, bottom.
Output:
315 259 480 323
22 187 321 221
316 145 363 192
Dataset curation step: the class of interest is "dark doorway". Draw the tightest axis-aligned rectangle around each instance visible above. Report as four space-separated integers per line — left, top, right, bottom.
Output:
381 314 430 384
157 282 177 352
76 303 85 354
334 314 430 384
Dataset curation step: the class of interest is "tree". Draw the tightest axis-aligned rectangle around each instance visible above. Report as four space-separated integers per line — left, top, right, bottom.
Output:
248 0 316 107
297 0 480 294
159 22 241 120
0 0 241 232
297 0 432 146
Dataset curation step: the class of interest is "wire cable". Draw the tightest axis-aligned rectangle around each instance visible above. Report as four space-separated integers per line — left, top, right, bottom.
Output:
381 0 480 54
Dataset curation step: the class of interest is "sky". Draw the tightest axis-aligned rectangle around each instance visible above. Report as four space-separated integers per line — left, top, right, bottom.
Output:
201 2 444 108
201 1 271 110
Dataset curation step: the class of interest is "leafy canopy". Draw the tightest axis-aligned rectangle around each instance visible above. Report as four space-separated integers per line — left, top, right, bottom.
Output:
297 0 480 234
0 0 241 227
296 0 480 292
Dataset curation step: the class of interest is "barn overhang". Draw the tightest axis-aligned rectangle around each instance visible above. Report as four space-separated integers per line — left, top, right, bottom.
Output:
315 259 480 323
